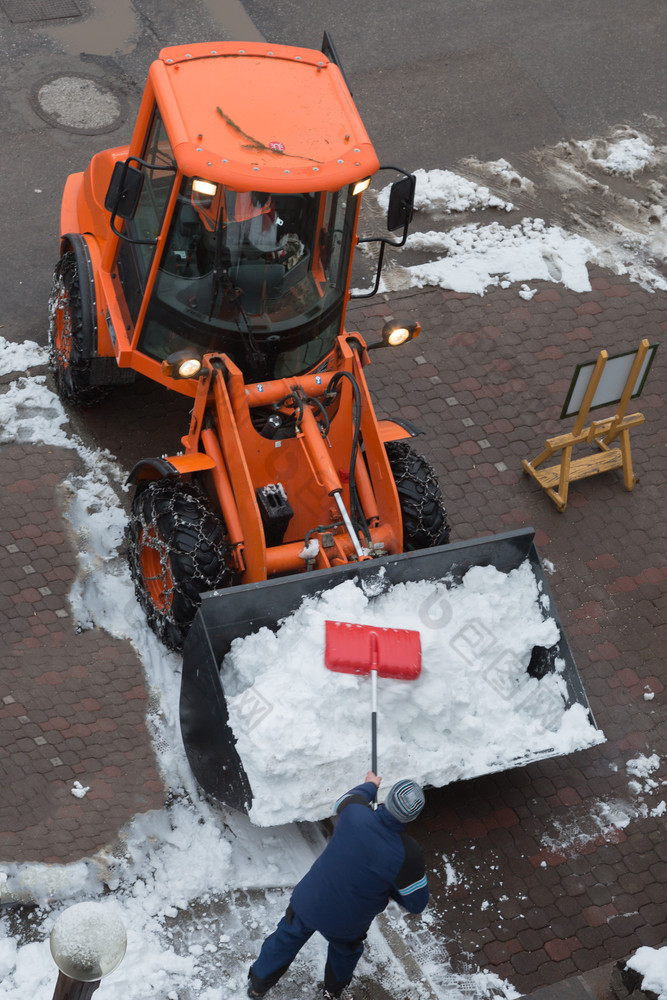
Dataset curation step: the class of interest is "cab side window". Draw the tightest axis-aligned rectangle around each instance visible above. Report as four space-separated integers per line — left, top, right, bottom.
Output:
117 110 175 322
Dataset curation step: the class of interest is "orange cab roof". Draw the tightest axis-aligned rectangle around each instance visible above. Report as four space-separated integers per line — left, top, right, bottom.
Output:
151 42 380 193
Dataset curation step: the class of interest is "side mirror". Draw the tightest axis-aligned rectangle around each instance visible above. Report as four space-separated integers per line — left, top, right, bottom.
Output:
104 161 144 221
386 175 416 232
352 167 416 300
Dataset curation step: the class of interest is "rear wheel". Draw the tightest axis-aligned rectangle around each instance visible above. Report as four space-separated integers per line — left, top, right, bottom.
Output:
127 478 234 651
48 248 110 407
385 440 451 550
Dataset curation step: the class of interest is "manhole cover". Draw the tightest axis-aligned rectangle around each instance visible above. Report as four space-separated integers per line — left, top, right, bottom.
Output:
1 0 80 23
31 74 125 135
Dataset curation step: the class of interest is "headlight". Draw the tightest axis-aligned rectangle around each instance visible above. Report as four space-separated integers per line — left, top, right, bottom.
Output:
177 357 202 378
382 320 420 347
161 350 202 379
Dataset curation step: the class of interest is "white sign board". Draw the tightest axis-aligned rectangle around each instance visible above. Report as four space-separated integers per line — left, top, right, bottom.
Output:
561 344 658 420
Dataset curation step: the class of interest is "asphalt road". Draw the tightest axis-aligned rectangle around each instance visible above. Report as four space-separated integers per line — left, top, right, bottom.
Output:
240 0 666 166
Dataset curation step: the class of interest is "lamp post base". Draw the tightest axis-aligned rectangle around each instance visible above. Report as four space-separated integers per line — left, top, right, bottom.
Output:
52 971 101 1000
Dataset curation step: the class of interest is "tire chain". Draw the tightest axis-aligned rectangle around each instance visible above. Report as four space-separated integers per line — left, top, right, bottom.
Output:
128 480 234 650
48 263 73 379
386 441 451 549
48 251 111 407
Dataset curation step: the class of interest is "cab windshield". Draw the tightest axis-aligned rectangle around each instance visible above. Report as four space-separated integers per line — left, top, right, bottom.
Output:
138 179 358 380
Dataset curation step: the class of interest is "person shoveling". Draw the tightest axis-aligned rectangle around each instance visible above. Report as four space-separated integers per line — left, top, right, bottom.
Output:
247 772 428 998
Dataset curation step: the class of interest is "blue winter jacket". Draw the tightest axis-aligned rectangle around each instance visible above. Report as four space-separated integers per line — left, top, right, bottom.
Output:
290 781 429 939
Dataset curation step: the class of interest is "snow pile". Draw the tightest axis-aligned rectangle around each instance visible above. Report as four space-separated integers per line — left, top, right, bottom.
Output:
0 374 70 446
0 337 48 376
627 946 667 1000
370 141 667 298
577 133 656 176
626 752 661 787
0 794 329 998
222 562 604 826
626 753 666 818
381 217 594 296
537 130 667 291
378 167 514 215
461 157 536 196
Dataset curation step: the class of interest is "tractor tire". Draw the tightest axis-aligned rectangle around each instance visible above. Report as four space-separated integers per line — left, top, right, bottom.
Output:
127 478 234 651
385 440 451 550
48 246 110 408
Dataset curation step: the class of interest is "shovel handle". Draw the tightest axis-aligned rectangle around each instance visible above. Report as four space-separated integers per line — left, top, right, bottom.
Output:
371 668 377 786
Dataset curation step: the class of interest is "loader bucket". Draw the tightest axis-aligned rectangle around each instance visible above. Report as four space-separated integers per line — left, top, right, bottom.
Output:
179 527 597 814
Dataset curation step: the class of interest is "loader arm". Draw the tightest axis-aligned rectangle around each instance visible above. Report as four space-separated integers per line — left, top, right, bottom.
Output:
179 341 403 583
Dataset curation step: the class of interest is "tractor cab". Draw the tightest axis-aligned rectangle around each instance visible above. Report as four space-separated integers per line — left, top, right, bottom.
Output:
91 40 415 391
131 176 362 382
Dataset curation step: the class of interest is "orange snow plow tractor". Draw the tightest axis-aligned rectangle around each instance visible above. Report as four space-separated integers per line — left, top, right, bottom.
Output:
49 36 450 650
49 35 600 814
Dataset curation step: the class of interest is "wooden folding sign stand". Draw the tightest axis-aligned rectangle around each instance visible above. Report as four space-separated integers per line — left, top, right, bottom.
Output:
522 339 657 512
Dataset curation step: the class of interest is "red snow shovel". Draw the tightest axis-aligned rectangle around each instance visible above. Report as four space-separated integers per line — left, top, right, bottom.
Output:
324 620 422 784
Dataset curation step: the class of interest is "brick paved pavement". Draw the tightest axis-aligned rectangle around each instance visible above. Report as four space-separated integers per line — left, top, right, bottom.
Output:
1 265 666 996
0 440 164 863
349 266 667 995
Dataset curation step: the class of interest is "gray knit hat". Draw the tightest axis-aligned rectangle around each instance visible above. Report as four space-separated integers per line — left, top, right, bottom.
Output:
384 779 425 823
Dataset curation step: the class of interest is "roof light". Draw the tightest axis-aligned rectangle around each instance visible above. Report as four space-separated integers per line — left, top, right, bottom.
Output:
353 177 371 196
192 178 217 197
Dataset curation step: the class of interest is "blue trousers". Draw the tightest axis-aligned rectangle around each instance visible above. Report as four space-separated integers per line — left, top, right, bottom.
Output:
252 905 366 993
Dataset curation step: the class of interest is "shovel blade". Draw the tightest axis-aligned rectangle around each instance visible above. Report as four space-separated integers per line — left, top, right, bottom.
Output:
325 619 422 680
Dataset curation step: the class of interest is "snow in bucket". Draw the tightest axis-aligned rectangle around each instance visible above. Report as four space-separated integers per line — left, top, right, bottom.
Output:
221 562 604 827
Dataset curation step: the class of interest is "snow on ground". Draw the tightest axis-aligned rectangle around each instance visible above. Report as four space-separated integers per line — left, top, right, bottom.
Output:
458 157 536 197
381 218 595 297
378 167 515 216
372 127 667 297
533 752 666 864
627 945 667 1000
0 337 519 998
223 564 603 827
0 337 48 377
576 130 657 177
625 753 666 818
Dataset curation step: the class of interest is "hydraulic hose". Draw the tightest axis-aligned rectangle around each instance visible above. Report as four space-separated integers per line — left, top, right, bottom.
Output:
324 371 371 547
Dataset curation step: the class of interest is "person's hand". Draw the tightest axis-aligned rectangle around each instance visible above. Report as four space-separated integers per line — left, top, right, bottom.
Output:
366 771 381 788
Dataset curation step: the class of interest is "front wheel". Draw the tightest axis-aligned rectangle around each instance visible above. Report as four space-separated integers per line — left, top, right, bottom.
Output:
48 247 110 408
126 479 234 651
385 441 451 550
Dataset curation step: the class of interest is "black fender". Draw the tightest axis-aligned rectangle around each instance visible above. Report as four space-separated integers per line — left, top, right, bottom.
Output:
377 415 423 443
60 233 135 387
127 454 217 490
60 233 98 360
